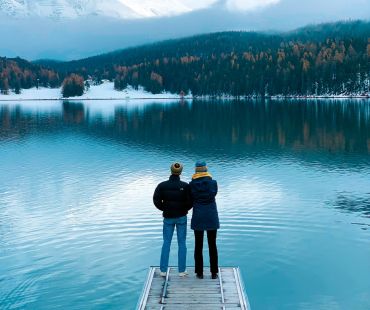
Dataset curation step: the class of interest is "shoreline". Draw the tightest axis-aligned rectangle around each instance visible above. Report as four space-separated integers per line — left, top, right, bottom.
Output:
0 95 369 102
0 97 187 102
0 82 368 102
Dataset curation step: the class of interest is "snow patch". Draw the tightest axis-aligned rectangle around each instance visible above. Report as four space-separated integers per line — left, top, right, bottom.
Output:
0 0 218 19
0 82 190 101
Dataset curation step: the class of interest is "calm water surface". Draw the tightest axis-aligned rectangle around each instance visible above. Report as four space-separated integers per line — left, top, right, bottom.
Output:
0 99 370 310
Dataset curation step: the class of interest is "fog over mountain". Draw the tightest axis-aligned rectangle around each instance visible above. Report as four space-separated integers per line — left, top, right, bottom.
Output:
0 0 369 60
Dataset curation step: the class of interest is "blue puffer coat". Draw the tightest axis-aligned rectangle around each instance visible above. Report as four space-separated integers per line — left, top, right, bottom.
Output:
190 176 220 231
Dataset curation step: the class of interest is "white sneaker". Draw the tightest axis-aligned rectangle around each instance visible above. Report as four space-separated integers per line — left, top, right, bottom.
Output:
159 271 167 277
178 271 188 277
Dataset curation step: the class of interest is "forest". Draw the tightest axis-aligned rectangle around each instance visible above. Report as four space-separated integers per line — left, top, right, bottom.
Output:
1 20 369 97
0 57 60 94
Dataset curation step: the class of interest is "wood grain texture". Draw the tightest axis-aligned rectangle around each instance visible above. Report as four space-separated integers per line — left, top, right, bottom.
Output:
137 267 250 309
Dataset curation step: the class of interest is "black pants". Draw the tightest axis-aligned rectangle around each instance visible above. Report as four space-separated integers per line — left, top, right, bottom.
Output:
194 230 218 275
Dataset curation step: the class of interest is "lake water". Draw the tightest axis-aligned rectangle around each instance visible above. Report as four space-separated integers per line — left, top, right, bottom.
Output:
0 99 370 310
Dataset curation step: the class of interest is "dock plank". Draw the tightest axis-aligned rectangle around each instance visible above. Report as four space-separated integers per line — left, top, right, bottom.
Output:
137 267 250 309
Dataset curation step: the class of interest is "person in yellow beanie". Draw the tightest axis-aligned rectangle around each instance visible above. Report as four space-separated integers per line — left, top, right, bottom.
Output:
153 162 192 277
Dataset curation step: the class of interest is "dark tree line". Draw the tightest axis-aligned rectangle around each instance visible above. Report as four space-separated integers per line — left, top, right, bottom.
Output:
109 35 369 96
0 57 60 94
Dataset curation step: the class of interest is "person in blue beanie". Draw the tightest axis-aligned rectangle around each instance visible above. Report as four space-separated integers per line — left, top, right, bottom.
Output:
189 161 220 279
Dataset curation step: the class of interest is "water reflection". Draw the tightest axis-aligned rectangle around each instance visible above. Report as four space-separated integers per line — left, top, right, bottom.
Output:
63 101 85 124
1 99 369 155
330 193 370 218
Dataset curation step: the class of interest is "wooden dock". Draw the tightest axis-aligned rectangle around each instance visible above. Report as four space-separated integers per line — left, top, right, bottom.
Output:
137 267 250 309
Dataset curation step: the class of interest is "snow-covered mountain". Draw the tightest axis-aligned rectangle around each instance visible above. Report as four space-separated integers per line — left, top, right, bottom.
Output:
0 0 214 19
0 0 369 60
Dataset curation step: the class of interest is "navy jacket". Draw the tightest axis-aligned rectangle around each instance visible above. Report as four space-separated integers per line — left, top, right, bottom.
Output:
153 175 192 218
190 176 220 230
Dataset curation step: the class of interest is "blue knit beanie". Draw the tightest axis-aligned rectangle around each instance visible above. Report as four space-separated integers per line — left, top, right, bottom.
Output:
195 161 207 172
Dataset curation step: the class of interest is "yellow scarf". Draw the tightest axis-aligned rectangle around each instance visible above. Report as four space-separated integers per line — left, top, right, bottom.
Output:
192 172 213 180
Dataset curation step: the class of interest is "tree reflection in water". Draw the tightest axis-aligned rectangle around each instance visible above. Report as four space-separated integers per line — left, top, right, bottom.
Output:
1 98 369 155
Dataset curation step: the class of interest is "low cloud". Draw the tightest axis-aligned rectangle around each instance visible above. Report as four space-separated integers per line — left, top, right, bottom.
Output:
226 0 280 11
118 0 218 17
119 0 281 18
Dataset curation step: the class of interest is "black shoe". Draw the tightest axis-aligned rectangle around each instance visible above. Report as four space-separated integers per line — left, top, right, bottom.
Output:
196 274 204 279
211 273 218 279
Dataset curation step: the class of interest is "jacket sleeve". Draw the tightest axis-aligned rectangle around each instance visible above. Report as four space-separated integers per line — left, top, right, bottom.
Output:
153 184 164 211
211 180 218 198
185 184 193 210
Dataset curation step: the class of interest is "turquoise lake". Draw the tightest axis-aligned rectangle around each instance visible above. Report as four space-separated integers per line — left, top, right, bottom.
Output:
0 99 370 309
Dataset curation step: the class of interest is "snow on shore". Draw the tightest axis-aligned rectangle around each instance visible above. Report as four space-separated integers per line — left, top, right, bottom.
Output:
0 81 368 101
0 82 186 101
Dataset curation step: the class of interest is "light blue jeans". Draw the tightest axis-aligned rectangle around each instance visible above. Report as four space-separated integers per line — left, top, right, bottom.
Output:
160 215 187 273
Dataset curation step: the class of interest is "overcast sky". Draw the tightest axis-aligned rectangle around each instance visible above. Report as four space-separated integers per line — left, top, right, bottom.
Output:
0 0 369 60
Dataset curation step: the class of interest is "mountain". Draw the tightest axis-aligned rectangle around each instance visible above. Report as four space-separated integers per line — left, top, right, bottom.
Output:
0 0 139 19
0 0 209 19
50 20 370 70
0 0 369 60
2 21 369 97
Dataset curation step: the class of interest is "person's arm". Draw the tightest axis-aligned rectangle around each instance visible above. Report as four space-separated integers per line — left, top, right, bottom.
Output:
185 184 193 210
153 184 164 211
210 180 218 198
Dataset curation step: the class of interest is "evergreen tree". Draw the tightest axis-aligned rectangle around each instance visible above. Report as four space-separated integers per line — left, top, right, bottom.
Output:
62 74 84 98
0 77 9 95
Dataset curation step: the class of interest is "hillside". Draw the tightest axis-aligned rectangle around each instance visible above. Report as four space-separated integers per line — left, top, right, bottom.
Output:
2 20 370 97
0 57 60 94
